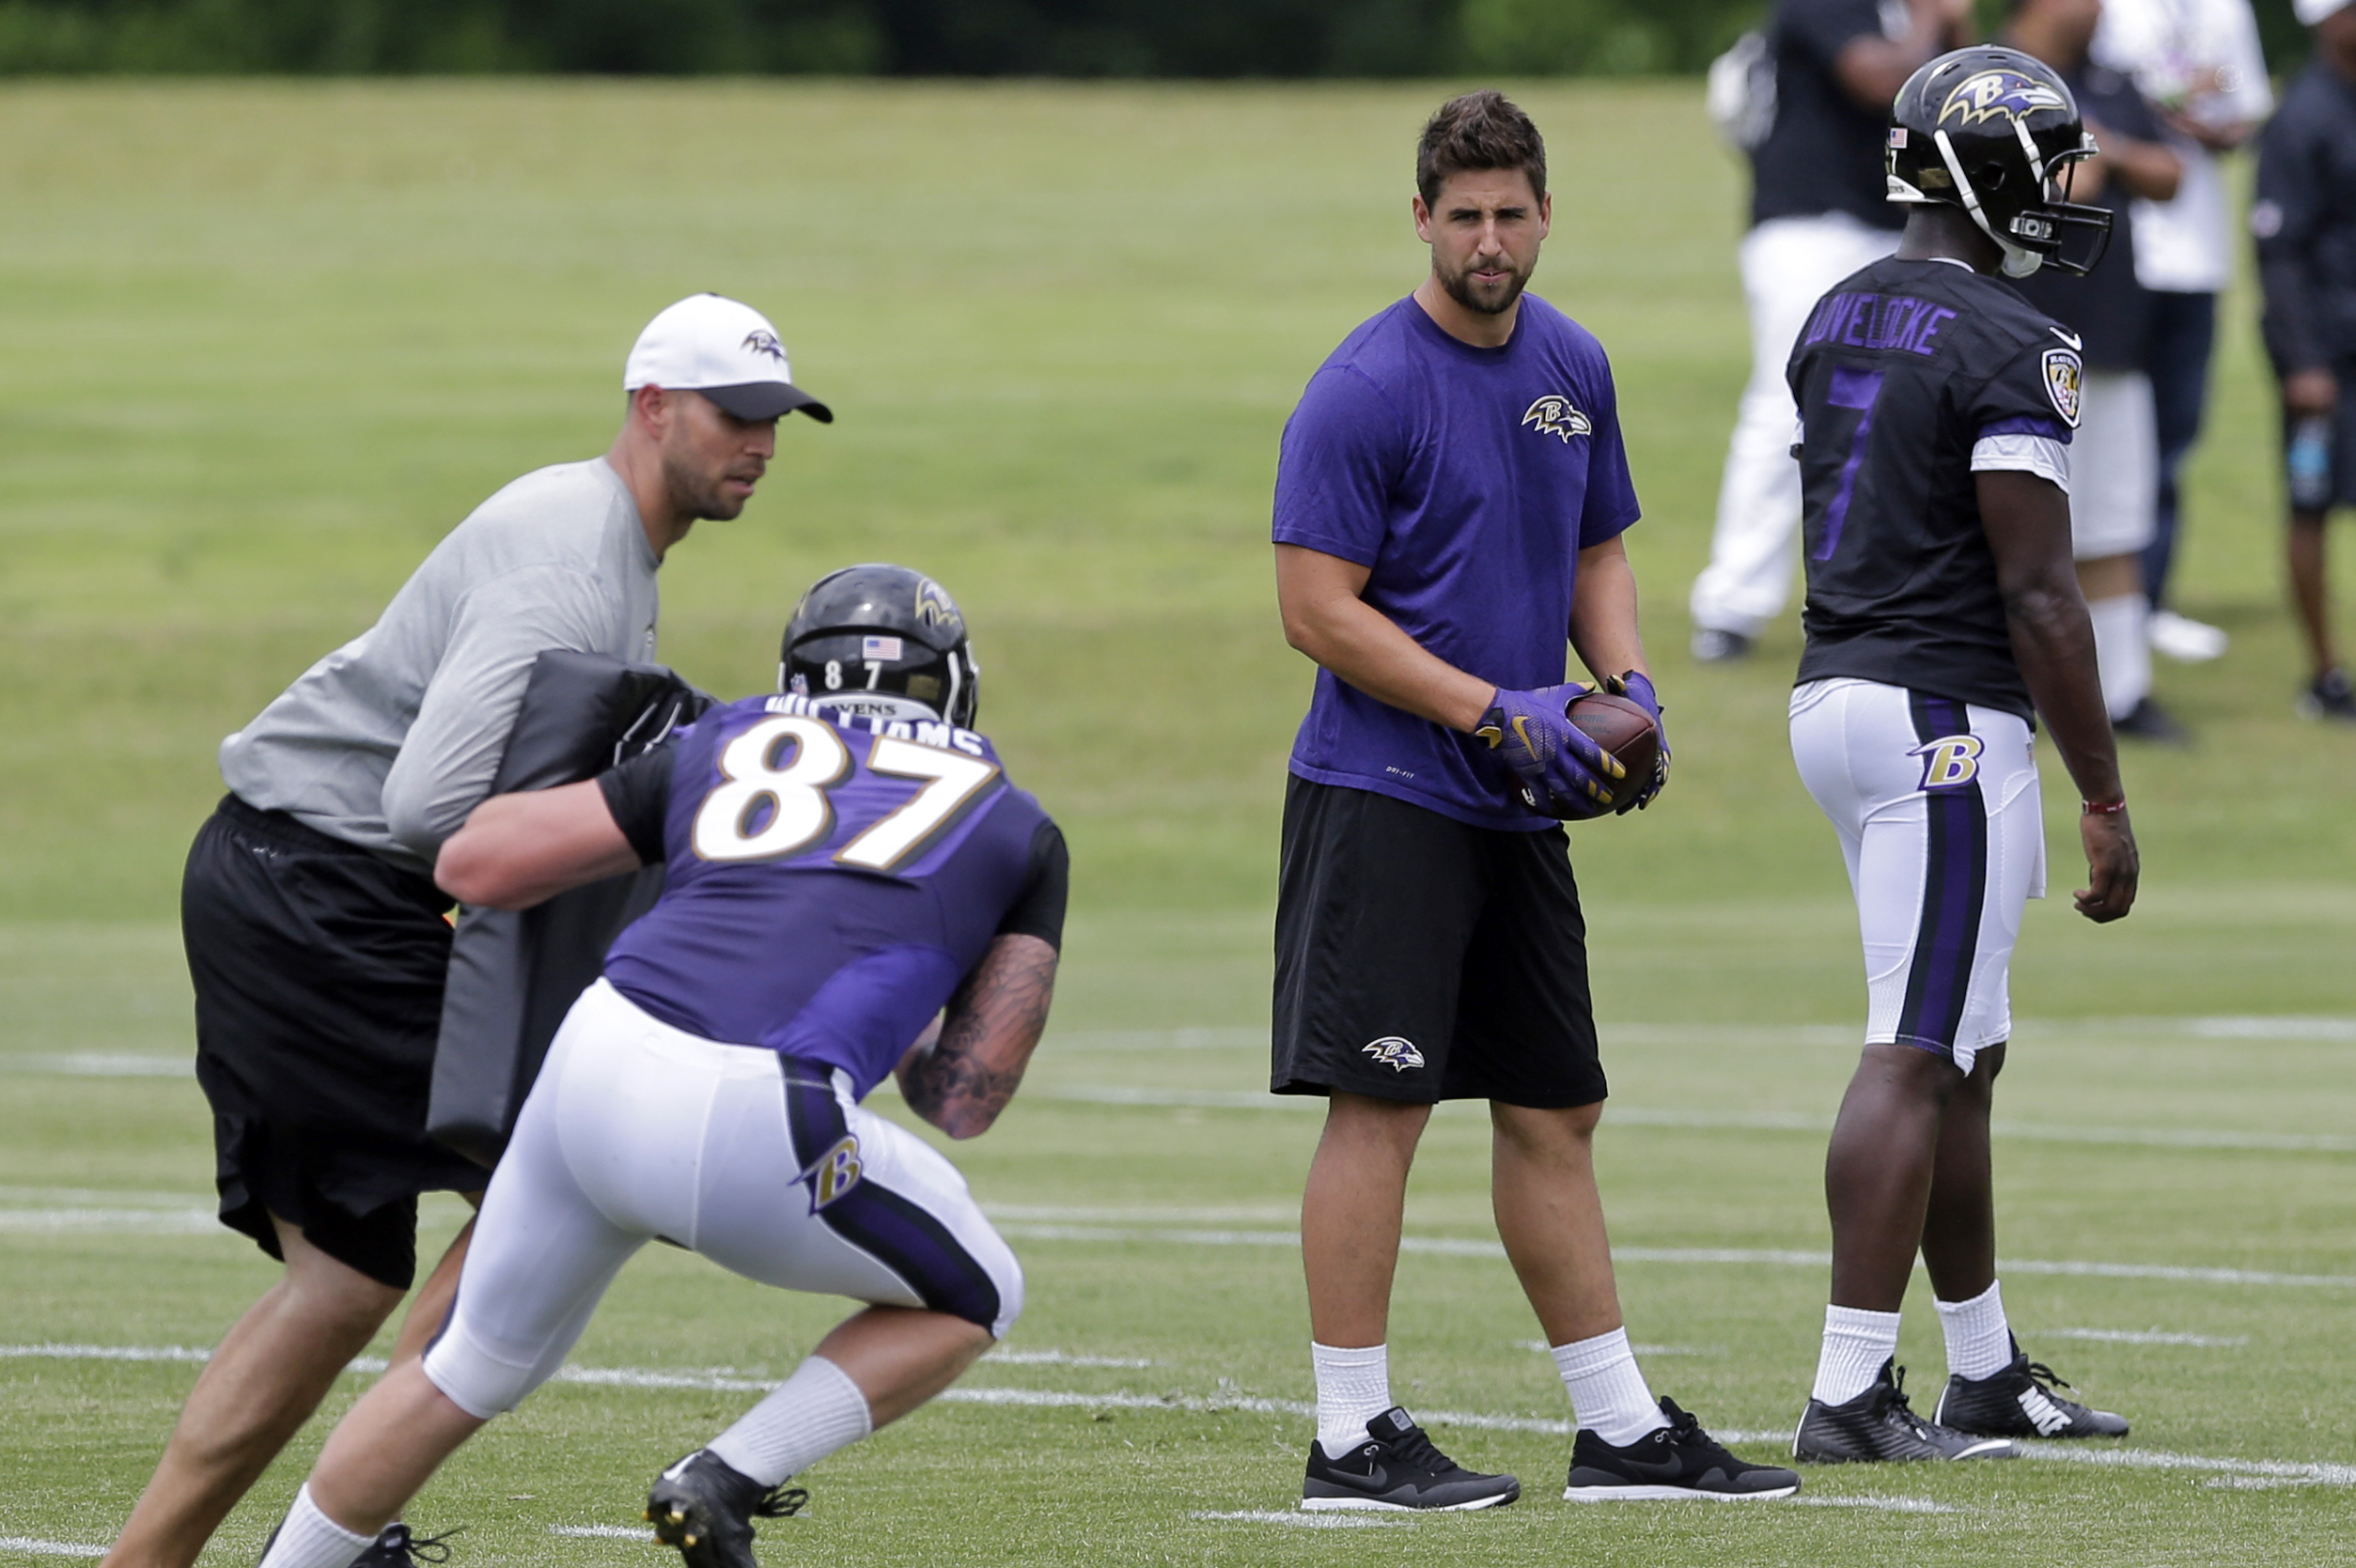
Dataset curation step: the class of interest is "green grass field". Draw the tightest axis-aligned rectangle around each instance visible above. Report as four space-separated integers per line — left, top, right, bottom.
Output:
3 79 2352 1566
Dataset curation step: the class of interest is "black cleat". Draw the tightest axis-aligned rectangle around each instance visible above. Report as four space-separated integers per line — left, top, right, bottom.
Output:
2297 668 2356 722
352 1524 459 1568
1792 1360 2014 1463
1935 1343 2129 1439
1691 628 1755 663
1300 1406 1521 1512
1563 1398 1801 1500
646 1450 808 1568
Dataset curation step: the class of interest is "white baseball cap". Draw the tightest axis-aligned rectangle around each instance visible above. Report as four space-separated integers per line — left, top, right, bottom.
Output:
623 293 832 423
2296 0 2351 25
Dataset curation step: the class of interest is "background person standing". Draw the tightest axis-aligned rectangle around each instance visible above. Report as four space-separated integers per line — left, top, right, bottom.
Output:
2254 0 2356 719
2094 0 2273 663
101 294 828 1568
1691 0 1971 662
1271 90 1797 1512
2009 0 2186 740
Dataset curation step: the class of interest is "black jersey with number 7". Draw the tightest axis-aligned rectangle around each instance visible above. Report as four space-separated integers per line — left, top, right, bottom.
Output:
1787 255 2083 721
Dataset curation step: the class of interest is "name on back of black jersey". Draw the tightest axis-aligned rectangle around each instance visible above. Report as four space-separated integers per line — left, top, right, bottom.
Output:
1799 290 1959 359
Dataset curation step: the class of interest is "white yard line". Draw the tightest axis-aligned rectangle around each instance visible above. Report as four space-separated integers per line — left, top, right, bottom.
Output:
983 1348 1154 1368
8 1343 2343 1486
547 1526 654 1541
2018 1444 2356 1486
1036 1017 2356 1053
1188 1510 1410 1529
18 1053 192 1078
985 1219 2356 1289
0 1543 104 1560
0 1208 219 1234
2049 1327 2249 1347
1788 1496 1960 1514
1026 1086 2356 1154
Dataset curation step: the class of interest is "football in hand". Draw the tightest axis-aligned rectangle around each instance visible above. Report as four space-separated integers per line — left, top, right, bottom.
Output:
1567 691 1662 808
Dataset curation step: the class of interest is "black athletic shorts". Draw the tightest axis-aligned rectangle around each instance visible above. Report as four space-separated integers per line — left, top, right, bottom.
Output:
183 796 485 1289
2281 357 2356 510
1271 776 1606 1109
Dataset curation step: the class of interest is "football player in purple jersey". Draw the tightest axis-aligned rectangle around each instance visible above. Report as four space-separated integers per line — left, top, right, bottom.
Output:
247 566 1066 1568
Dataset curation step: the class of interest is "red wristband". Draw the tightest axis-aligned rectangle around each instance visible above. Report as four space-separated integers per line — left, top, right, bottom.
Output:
2081 799 2128 815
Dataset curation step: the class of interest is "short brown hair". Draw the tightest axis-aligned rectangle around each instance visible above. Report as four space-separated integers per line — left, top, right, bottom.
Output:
1416 90 1547 210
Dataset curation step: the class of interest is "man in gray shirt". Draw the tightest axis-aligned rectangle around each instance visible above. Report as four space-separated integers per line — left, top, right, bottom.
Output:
102 293 831 1568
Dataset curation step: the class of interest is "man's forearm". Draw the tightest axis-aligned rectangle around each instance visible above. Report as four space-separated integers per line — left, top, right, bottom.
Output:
1285 589 1496 733
898 935 1057 1140
1568 544 1647 682
2005 583 2123 804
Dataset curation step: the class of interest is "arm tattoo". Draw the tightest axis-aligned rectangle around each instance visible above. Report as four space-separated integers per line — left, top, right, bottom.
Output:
902 937 1056 1138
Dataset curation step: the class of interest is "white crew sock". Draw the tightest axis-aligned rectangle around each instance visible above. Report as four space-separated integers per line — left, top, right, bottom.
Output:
706 1355 873 1487
1550 1327 1670 1447
1812 1304 1902 1406
257 1485 374 1568
1934 1280 2015 1382
1311 1342 1394 1459
2086 592 2152 720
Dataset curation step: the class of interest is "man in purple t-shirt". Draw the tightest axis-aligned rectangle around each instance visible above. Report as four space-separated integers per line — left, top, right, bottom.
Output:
1270 90 1800 1511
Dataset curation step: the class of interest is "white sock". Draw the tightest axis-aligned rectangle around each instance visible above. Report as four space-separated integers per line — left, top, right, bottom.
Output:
1311 1342 1393 1459
1550 1327 1670 1447
2086 593 2152 720
1812 1304 1901 1406
257 1485 373 1568
1934 1280 2015 1382
705 1355 873 1487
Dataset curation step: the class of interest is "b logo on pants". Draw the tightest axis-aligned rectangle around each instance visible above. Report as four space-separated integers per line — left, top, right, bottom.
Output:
1910 734 1984 791
798 1134 864 1213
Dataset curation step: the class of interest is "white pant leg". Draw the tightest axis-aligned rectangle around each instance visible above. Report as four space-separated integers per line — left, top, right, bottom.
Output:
693 1064 1025 1342
422 995 647 1419
1790 680 2042 1075
1693 215 1902 637
2067 371 2159 560
423 980 1026 1418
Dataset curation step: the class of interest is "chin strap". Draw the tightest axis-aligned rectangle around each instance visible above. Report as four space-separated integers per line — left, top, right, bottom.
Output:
1933 127 2044 278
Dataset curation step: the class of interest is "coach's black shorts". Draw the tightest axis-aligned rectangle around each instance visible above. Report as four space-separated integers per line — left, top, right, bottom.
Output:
183 796 485 1289
1272 777 1606 1109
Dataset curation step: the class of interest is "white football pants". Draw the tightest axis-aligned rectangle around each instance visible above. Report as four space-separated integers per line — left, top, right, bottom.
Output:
1789 679 2046 1075
422 980 1023 1420
1692 213 1901 638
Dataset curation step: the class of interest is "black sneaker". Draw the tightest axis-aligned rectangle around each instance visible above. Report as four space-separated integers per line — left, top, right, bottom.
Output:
258 1521 458 1568
1691 628 1754 663
1563 1397 1801 1500
352 1524 459 1568
2297 668 2356 722
2111 695 2192 745
1935 1343 2129 1439
1792 1360 2014 1463
1300 1406 1521 1512
646 1450 808 1568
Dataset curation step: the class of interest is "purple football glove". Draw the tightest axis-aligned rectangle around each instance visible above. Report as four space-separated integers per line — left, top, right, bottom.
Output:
1603 670 1669 814
1474 683 1624 820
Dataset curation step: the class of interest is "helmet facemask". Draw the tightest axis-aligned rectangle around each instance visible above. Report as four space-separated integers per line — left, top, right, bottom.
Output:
1930 122 2111 279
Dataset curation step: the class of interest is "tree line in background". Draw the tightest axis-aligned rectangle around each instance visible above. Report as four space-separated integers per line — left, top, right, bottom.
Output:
0 0 2312 80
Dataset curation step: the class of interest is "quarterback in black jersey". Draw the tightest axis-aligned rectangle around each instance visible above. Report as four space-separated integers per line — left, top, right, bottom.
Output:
1784 48 2140 1465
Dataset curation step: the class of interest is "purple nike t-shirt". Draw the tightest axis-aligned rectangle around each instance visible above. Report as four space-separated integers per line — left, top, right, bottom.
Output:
1273 293 1642 830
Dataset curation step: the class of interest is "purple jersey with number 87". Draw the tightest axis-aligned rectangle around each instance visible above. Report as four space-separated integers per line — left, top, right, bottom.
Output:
600 693 1053 1097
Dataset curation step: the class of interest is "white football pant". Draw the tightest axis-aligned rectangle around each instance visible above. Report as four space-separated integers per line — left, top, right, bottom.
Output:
422 979 1023 1420
1789 679 2046 1074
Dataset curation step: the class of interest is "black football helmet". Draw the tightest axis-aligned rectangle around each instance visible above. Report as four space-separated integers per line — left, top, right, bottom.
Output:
1886 47 2112 278
780 563 979 728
